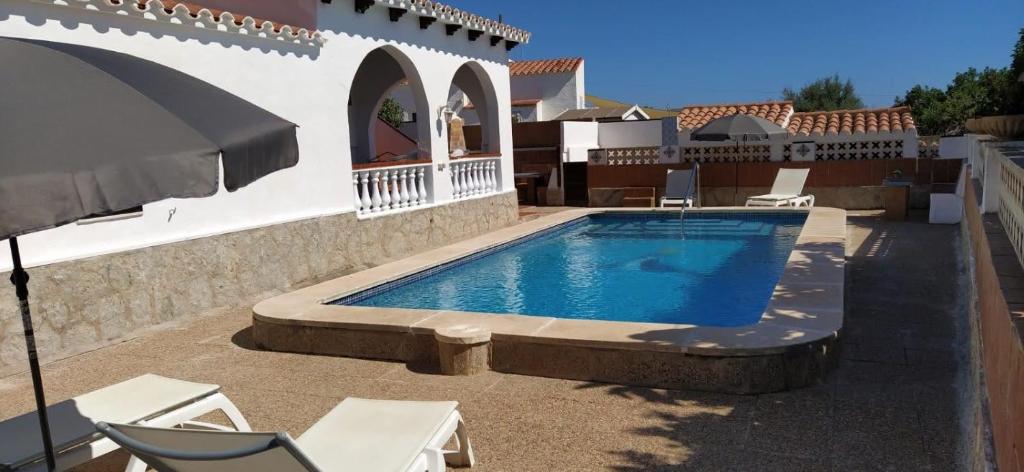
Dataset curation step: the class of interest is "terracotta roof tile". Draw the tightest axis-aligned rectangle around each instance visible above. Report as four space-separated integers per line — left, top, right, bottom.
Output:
677 101 794 130
138 0 315 38
509 58 583 77
786 107 916 136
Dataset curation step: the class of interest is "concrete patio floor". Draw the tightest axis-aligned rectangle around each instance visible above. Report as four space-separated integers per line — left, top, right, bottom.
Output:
0 210 966 471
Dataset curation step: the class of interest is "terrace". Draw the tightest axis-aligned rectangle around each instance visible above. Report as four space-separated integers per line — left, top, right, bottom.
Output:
0 1 1018 470
0 210 965 470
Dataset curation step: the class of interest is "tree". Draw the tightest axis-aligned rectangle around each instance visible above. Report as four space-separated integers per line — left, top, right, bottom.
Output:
896 28 1024 136
377 97 406 128
782 75 865 112
895 84 952 136
1009 28 1024 114
897 67 1015 136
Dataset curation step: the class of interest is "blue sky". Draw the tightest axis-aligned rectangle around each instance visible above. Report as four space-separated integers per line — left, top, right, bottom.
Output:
455 0 1024 109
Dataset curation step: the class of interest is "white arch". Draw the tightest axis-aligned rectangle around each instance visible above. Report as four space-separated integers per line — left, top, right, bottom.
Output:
348 45 431 163
449 61 501 154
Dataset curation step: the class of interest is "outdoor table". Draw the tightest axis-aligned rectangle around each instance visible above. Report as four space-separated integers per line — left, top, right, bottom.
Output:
882 178 913 221
515 172 543 204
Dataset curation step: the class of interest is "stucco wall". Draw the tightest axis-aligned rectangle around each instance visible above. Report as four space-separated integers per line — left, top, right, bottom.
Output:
941 136 970 159
510 71 581 122
0 1 515 271
563 121 600 163
0 192 519 376
598 121 663 148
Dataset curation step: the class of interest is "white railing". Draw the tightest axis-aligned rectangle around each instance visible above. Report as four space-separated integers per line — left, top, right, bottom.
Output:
353 162 431 217
450 157 500 200
996 143 1024 269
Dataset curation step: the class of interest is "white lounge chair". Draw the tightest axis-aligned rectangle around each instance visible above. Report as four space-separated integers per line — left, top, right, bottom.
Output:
745 168 815 207
95 398 474 472
660 166 698 207
0 374 250 472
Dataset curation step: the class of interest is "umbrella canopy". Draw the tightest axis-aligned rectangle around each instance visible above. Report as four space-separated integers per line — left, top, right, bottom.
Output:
0 36 299 471
690 114 788 142
0 36 299 240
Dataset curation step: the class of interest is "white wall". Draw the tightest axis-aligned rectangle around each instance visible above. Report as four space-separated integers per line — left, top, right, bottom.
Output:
940 136 969 159
573 62 586 110
0 0 515 270
561 121 600 162
455 60 584 124
510 69 582 122
597 121 663 148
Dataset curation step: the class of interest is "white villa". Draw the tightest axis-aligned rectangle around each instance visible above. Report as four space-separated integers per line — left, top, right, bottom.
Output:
0 0 529 373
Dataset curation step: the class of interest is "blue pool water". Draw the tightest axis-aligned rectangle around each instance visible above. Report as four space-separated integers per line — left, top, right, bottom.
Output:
335 212 806 327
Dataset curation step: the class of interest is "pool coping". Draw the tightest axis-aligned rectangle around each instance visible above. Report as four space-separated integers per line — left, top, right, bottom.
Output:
253 206 845 358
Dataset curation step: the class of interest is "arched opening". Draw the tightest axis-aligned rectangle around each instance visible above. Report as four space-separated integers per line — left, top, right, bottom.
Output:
447 62 501 157
348 47 430 165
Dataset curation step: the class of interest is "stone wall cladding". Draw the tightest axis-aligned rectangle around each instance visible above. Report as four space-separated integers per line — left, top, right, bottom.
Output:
489 337 837 395
0 192 519 375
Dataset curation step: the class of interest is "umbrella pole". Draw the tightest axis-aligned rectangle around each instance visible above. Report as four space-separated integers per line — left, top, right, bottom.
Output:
9 237 57 471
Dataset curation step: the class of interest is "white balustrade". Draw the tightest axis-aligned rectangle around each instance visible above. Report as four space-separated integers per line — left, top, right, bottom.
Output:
450 157 500 200
416 168 428 205
353 162 432 217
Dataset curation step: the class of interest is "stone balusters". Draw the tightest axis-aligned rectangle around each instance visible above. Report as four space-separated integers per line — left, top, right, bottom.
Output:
353 163 431 216
450 158 500 201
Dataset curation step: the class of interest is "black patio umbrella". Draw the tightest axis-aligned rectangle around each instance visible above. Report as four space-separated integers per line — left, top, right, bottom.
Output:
690 113 788 142
0 36 299 470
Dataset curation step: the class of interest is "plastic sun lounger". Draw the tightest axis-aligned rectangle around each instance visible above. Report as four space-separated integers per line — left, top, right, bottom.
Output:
745 168 815 207
95 398 474 472
0 374 250 472
660 167 698 208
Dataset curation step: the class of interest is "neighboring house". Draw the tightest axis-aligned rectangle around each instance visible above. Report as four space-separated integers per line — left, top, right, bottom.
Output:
676 101 794 141
554 105 650 123
456 57 586 124
563 100 921 166
671 101 920 162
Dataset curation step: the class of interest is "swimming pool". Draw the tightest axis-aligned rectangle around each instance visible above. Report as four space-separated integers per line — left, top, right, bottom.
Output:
335 212 806 327
255 207 846 393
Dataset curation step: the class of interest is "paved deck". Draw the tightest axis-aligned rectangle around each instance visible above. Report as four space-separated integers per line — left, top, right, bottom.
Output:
0 211 965 471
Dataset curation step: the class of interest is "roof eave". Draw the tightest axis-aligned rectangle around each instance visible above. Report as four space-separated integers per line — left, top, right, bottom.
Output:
368 0 530 44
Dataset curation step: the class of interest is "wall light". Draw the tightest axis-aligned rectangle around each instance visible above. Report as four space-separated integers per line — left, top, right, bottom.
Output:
438 105 455 124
